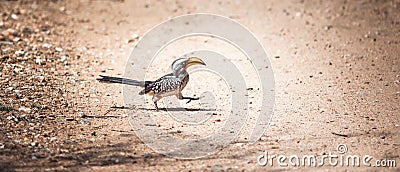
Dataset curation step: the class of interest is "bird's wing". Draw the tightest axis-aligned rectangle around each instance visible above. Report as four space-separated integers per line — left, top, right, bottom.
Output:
139 73 181 95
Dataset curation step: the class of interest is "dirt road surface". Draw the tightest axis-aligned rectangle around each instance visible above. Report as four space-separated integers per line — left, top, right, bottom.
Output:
1 0 399 171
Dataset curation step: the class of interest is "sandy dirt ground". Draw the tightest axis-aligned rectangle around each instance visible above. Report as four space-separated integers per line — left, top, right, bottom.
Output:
1 0 399 171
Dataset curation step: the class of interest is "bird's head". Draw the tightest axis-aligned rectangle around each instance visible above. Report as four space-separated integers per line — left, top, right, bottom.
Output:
171 57 206 75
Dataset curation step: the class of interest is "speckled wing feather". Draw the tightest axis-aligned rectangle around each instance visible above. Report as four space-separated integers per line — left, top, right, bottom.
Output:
139 73 182 95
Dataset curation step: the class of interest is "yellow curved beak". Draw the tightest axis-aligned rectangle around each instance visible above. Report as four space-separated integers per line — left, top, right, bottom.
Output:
186 57 206 68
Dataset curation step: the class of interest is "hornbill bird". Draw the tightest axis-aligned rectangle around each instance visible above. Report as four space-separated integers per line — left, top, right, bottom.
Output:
97 57 206 110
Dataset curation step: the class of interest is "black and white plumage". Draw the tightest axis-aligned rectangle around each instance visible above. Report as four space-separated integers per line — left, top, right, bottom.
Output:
97 57 206 110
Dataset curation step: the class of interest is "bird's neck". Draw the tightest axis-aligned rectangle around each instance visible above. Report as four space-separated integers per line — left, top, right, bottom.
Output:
174 69 188 80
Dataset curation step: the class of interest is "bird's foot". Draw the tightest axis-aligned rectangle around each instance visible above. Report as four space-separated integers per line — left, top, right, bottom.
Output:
184 97 200 104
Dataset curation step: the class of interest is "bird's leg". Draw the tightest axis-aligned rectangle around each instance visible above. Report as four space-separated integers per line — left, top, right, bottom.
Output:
154 101 159 110
181 96 200 104
152 96 162 111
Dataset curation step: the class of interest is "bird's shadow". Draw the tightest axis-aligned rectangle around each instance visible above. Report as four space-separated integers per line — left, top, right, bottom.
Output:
110 106 216 112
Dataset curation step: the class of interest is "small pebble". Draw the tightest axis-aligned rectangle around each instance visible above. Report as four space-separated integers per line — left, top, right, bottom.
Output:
60 149 69 153
60 55 68 62
50 137 57 142
15 50 25 56
13 90 20 96
55 47 63 52
324 25 332 30
42 43 52 48
35 58 43 65
11 14 18 20
18 107 31 113
131 33 139 39
81 119 90 124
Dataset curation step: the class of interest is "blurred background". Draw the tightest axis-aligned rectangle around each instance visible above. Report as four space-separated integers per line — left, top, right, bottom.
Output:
0 0 399 171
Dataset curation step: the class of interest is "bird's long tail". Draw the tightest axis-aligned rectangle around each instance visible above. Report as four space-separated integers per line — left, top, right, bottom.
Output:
97 75 150 87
